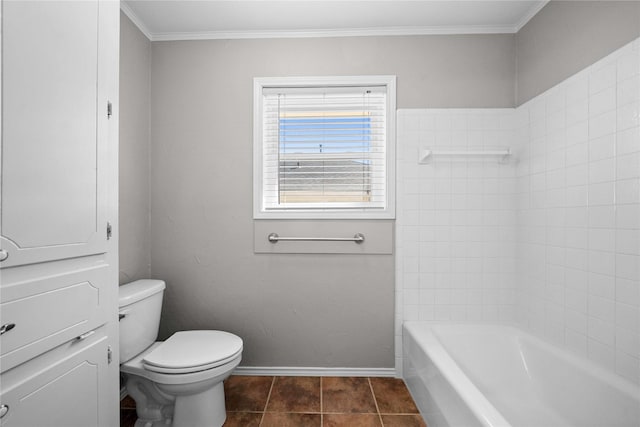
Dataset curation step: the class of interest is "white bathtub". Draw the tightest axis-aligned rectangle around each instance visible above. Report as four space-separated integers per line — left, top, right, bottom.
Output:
403 322 640 427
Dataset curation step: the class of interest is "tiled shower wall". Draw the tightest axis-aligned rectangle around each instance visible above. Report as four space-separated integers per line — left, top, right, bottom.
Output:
395 108 519 372
396 38 640 384
515 39 640 383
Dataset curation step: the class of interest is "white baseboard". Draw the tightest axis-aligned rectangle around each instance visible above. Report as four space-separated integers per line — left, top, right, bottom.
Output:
233 366 398 378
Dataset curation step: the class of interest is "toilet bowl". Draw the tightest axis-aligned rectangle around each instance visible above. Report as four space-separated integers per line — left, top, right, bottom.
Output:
119 280 243 427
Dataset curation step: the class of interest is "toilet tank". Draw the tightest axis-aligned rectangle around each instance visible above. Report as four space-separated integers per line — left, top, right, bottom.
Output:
118 279 166 363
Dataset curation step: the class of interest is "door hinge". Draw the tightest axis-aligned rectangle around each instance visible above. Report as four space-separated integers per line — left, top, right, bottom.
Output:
107 101 113 119
107 346 113 364
106 222 112 240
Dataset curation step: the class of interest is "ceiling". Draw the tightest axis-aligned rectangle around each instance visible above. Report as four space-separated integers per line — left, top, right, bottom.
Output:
121 0 549 41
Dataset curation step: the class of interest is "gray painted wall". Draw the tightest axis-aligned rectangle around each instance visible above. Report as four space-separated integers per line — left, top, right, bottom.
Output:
119 12 151 284
516 0 640 105
148 35 514 368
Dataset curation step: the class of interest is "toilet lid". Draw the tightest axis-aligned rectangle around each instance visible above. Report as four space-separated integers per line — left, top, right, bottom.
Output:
142 330 243 373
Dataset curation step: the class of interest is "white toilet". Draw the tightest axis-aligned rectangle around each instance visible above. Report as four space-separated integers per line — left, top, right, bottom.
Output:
119 279 243 427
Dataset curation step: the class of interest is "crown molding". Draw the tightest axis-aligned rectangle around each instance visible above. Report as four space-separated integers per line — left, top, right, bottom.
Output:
514 0 550 32
150 25 518 42
119 1 550 42
120 1 153 41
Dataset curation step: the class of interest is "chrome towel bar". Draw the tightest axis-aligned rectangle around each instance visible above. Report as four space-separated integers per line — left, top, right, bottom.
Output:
268 232 365 244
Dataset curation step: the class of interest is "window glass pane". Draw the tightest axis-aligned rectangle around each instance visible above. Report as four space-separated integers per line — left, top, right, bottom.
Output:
263 89 386 210
279 112 374 204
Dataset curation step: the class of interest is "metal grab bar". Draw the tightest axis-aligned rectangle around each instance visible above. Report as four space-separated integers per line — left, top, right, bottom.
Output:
268 232 365 244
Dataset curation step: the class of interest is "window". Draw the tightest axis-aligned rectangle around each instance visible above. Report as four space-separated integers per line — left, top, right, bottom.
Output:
253 76 396 219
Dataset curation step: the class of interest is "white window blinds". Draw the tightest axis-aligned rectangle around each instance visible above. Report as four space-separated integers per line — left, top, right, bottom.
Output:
261 86 387 211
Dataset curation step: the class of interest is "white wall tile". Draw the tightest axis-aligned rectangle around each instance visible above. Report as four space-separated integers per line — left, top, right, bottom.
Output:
589 86 616 117
589 206 616 228
617 102 640 131
616 278 640 306
616 179 640 204
617 254 640 281
397 38 640 384
617 153 640 180
617 204 640 229
589 111 617 139
588 157 616 184
588 134 616 161
616 127 640 156
589 228 616 252
617 77 639 107
617 229 640 255
512 39 640 384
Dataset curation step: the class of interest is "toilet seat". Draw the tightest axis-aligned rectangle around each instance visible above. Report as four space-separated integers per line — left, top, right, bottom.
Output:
142 330 243 374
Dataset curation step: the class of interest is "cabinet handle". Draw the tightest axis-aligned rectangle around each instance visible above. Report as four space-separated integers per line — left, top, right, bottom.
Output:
75 330 95 341
0 404 8 419
0 323 15 336
0 249 8 262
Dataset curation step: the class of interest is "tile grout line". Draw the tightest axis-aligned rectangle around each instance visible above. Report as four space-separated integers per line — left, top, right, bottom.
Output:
320 376 323 426
367 377 385 427
258 376 276 427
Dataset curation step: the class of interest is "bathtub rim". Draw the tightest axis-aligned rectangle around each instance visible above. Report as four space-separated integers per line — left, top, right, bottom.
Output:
425 322 640 399
403 321 511 427
403 321 640 427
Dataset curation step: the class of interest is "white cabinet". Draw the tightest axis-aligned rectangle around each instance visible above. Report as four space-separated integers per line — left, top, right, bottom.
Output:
0 328 110 427
1 0 109 268
0 1 119 426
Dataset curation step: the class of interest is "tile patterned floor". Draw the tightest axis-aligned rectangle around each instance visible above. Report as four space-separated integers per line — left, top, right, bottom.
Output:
120 375 426 427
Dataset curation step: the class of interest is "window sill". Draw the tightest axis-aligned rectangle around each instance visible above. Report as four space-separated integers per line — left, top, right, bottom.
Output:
253 209 396 220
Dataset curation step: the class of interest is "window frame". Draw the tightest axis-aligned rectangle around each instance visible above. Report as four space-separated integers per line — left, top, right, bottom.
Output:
253 75 396 219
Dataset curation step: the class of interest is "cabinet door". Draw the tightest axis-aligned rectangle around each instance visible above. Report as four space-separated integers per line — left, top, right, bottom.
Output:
0 331 110 427
1 0 108 268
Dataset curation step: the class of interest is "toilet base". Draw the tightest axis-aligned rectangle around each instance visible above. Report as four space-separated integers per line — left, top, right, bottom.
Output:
173 382 226 427
121 341 241 427
127 377 227 427
126 375 174 427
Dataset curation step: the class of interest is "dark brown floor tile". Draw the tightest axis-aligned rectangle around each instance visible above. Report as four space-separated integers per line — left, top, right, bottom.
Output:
380 414 427 427
322 377 377 414
225 375 274 412
222 411 263 427
266 376 321 413
370 378 419 414
120 409 137 427
260 412 321 427
324 413 383 427
120 395 136 409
